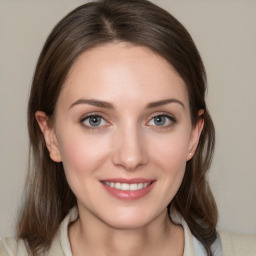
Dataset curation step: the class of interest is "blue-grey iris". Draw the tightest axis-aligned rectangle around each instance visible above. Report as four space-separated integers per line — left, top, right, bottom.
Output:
154 116 166 126
89 116 102 126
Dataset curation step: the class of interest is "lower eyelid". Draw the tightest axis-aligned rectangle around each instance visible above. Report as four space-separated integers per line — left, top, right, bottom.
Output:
80 115 105 126
79 113 176 128
80 113 105 121
148 114 176 124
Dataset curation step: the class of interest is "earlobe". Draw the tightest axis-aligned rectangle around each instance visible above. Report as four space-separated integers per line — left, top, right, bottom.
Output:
187 109 204 161
35 111 62 162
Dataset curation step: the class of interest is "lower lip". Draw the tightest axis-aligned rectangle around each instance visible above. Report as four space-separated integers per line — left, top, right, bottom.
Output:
101 182 155 200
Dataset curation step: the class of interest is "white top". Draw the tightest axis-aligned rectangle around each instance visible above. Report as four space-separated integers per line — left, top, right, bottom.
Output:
1 207 255 256
57 207 203 256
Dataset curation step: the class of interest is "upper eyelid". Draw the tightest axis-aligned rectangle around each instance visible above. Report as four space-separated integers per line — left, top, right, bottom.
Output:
145 113 177 128
79 114 110 130
146 112 176 122
80 112 108 122
78 111 176 124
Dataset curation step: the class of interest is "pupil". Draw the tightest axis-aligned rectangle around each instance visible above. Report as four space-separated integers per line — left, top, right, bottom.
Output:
154 116 165 126
89 116 101 126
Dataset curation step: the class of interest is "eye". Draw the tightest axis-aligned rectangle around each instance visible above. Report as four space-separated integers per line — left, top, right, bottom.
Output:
147 114 175 127
81 115 107 128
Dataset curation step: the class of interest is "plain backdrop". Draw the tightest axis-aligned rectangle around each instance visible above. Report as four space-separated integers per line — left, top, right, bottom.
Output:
0 0 255 237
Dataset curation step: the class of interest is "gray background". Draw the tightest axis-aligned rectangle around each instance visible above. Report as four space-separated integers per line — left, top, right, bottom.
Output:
0 0 255 237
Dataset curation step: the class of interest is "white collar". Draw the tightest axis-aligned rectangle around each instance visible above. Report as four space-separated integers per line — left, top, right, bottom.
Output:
57 207 222 256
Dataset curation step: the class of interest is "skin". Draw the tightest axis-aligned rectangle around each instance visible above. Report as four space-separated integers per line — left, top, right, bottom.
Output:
36 42 204 256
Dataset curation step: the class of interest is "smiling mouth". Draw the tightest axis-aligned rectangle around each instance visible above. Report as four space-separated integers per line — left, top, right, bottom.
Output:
100 179 156 200
101 181 153 191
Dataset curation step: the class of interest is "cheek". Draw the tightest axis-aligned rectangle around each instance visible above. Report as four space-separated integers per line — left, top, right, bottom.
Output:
149 130 191 170
56 131 113 203
147 129 191 196
57 131 111 178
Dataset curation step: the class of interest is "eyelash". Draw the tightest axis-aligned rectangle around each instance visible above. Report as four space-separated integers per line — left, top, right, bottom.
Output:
79 113 176 130
146 113 176 129
80 113 110 130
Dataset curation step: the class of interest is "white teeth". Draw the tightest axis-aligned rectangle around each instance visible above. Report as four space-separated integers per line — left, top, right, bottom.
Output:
130 184 138 191
138 183 143 189
103 182 151 191
115 183 121 189
121 183 130 190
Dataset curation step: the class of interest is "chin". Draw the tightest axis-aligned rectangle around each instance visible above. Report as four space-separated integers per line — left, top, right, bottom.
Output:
105 217 150 229
100 208 160 229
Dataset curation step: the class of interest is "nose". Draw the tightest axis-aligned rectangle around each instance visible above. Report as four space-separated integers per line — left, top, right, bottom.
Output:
111 125 148 171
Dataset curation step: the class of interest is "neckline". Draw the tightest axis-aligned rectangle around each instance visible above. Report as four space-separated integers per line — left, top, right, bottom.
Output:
57 207 197 256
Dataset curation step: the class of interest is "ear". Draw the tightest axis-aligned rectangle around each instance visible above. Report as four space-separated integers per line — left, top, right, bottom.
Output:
35 111 62 162
187 109 204 161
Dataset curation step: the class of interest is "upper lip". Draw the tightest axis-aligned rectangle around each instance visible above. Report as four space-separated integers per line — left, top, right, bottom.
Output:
100 178 155 184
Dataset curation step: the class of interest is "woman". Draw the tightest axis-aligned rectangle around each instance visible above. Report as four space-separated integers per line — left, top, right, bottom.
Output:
0 0 255 255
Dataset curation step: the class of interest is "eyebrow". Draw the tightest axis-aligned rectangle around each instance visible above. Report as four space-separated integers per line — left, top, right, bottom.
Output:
69 99 114 109
69 98 184 109
146 99 184 109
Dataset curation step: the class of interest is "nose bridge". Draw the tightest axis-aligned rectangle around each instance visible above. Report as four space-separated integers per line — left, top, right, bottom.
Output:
112 121 148 170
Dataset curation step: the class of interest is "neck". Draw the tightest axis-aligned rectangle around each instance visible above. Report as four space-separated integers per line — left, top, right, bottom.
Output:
69 208 184 256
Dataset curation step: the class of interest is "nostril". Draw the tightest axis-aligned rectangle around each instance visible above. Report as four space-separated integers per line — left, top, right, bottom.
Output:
111 128 149 170
112 148 148 170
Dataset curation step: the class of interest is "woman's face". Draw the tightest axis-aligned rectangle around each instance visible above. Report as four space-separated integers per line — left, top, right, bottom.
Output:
38 42 203 229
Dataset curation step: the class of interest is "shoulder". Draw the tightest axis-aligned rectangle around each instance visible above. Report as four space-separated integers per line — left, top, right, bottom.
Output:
0 237 28 256
0 236 65 256
0 208 77 256
219 230 256 256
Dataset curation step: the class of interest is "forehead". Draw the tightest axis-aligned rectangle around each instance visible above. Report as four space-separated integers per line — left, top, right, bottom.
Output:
58 42 189 109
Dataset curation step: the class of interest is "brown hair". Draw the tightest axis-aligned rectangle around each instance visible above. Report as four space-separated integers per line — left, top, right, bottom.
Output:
18 0 217 255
